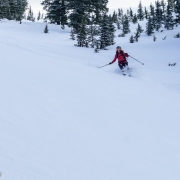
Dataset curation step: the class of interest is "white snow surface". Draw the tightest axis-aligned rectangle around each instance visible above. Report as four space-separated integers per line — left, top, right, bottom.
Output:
0 19 180 180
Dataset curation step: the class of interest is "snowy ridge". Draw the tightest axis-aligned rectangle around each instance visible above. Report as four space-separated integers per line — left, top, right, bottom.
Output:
0 19 180 180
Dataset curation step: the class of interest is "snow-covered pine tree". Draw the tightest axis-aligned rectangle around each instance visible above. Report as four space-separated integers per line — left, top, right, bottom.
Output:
99 13 110 49
44 24 49 33
129 8 134 21
137 1 144 21
174 0 180 24
16 0 28 23
37 11 41 21
146 16 154 36
137 23 144 33
161 0 166 14
27 6 34 22
153 34 157 41
108 15 116 45
150 3 155 17
132 13 138 24
134 30 141 42
76 16 88 47
144 7 149 19
122 14 131 34
155 0 163 31
87 23 98 48
117 8 124 29
164 0 175 30
112 10 117 23
130 35 135 43
70 27 76 40
0 0 9 19
41 0 68 29
91 0 108 24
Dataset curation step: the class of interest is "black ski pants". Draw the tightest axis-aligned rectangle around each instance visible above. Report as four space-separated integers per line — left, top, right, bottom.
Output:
118 62 128 70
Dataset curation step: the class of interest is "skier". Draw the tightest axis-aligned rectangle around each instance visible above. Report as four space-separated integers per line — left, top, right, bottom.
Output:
109 46 129 75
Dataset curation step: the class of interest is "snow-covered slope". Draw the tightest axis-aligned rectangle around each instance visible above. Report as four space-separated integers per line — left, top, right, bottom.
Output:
0 19 180 180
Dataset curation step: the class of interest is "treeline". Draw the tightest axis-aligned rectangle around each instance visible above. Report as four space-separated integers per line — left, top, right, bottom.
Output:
41 0 115 51
110 0 180 42
0 0 28 22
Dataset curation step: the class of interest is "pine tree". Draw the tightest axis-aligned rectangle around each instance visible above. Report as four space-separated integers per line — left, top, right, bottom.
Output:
41 0 68 28
16 0 28 23
44 24 49 33
70 27 76 40
164 0 175 30
153 34 157 41
130 35 135 43
132 13 138 24
0 0 9 19
27 6 34 22
137 23 144 33
108 16 116 45
99 13 110 49
87 23 98 48
91 0 108 24
155 0 163 31
150 3 155 17
134 30 141 42
144 7 149 19
76 16 88 47
37 11 41 21
137 1 144 21
174 0 180 24
129 8 133 21
146 16 154 36
122 14 131 34
112 10 117 23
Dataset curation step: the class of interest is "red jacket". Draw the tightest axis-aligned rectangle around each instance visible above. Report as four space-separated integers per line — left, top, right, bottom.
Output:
112 50 129 64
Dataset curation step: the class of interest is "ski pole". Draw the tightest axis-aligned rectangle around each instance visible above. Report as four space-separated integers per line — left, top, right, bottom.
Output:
99 63 110 68
129 55 144 65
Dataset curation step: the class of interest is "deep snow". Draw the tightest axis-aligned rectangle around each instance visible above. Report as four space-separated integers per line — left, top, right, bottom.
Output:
0 19 180 180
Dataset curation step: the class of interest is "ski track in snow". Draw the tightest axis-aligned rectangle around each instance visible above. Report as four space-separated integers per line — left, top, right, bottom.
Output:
0 19 180 180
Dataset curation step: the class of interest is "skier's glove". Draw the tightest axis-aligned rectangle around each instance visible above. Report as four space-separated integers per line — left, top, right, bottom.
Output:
125 53 129 57
109 62 113 65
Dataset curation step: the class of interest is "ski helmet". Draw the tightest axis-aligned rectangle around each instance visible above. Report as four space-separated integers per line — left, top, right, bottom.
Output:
116 46 121 49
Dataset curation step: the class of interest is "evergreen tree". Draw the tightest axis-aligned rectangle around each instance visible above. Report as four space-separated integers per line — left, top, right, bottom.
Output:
153 34 157 41
137 1 144 21
41 0 68 28
150 3 155 17
44 24 49 33
27 6 35 22
146 16 154 36
155 0 163 31
76 16 88 47
108 16 116 45
0 0 9 19
91 0 108 24
129 8 134 21
112 10 117 23
122 14 131 34
144 7 149 19
161 0 166 14
16 0 28 22
129 35 135 43
174 0 180 24
132 13 138 24
134 30 141 42
137 23 144 33
70 27 76 40
99 13 110 49
37 11 41 20
164 0 175 30
87 23 98 48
